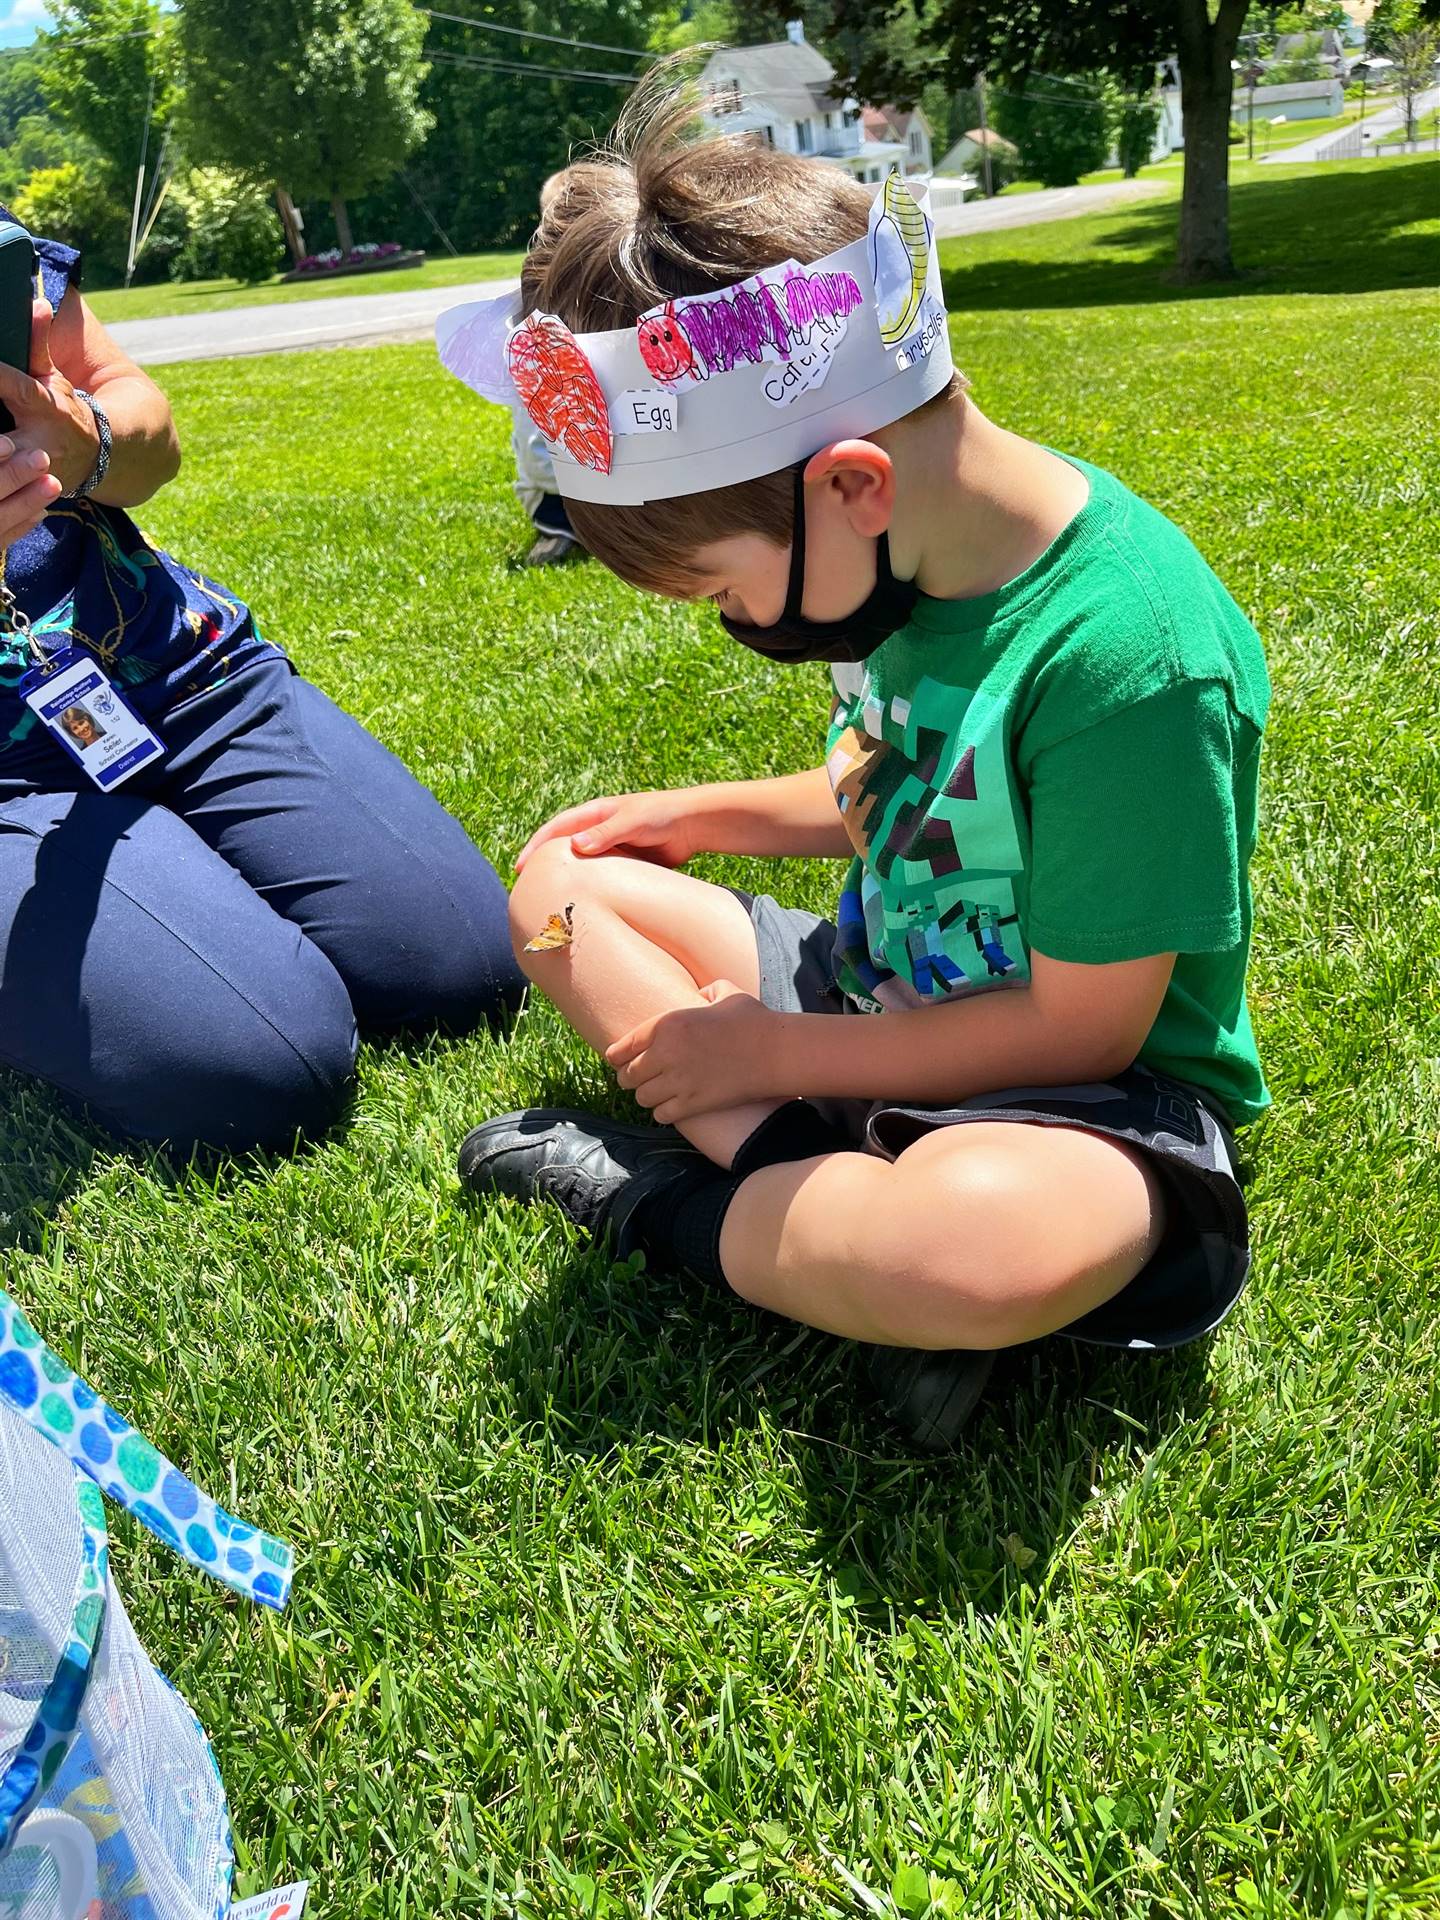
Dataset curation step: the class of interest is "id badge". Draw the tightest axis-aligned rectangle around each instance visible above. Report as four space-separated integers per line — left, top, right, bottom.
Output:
20 647 164 789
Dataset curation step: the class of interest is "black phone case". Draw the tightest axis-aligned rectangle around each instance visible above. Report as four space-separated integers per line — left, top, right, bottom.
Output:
0 222 37 434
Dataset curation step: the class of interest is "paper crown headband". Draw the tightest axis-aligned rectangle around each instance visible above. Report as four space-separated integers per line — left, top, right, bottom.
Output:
436 174 954 507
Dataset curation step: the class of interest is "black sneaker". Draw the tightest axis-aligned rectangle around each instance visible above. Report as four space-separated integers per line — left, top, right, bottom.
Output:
866 1346 995 1452
458 1108 706 1248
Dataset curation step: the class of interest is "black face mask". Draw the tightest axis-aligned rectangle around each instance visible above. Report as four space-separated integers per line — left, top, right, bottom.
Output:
718 464 919 666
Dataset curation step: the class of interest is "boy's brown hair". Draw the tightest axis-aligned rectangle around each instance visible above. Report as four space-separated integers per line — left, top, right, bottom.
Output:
522 83 886 597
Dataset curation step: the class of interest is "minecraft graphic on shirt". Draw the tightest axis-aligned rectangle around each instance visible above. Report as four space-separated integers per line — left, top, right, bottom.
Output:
825 664 1027 1011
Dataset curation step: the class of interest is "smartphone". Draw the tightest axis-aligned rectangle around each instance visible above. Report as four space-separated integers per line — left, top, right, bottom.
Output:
0 220 36 433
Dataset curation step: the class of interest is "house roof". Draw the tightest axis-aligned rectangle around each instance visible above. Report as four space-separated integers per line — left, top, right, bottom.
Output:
960 127 1016 152
936 128 1016 174
862 105 904 141
700 40 847 119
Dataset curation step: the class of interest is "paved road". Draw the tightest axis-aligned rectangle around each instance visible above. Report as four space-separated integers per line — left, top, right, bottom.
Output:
930 178 1162 238
110 180 1163 367
109 274 522 367
1263 85 1440 162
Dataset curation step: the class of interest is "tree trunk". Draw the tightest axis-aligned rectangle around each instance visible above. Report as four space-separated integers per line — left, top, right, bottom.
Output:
275 187 305 265
331 194 354 254
1174 0 1248 283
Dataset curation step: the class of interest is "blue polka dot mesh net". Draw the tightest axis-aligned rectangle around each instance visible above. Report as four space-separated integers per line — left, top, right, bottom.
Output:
0 1286 294 1919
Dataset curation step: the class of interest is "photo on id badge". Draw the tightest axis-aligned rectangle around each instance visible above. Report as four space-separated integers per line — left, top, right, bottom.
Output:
22 649 163 788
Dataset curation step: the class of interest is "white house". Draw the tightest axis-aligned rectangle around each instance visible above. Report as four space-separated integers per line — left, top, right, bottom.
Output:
861 105 934 178
936 126 1016 180
1232 75 1345 123
700 24 945 188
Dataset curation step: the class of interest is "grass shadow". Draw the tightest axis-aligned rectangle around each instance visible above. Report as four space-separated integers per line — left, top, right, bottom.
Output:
0 1061 357 1258
940 160 1438 312
487 1227 1219 1621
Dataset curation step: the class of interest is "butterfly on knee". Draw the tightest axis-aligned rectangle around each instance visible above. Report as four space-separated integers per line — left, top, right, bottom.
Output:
524 902 575 952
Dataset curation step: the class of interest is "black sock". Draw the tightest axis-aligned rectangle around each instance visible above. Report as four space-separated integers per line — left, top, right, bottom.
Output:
618 1101 851 1285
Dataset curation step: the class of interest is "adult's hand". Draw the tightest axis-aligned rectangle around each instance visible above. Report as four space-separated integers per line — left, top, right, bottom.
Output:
0 298 101 509
0 429 61 550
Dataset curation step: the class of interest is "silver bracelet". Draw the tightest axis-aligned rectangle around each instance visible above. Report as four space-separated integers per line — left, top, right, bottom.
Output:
67 388 112 499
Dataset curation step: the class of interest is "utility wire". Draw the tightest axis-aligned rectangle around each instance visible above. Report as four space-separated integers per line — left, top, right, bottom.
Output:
399 168 461 255
417 8 648 65
427 46 638 87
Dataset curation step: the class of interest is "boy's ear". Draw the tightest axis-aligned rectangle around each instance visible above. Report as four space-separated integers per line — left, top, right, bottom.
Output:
802 439 895 537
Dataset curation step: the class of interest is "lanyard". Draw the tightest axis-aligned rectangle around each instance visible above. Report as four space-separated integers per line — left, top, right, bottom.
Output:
0 547 54 668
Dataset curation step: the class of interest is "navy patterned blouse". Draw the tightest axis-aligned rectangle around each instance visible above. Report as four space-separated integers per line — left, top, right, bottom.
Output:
0 214 280 783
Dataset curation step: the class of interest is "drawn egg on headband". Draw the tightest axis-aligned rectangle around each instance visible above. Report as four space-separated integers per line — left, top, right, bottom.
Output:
506 313 613 474
869 174 933 349
636 301 706 385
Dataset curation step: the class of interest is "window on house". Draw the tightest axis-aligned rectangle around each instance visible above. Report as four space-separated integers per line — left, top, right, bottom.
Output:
714 79 742 115
794 120 812 151
909 128 924 154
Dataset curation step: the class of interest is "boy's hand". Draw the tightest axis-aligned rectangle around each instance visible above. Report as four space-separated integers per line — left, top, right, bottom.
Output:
515 790 700 873
607 981 783 1123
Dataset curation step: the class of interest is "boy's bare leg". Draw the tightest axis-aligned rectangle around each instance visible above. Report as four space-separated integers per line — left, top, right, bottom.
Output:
718 1121 1166 1348
508 837 1165 1352
508 836 782 1167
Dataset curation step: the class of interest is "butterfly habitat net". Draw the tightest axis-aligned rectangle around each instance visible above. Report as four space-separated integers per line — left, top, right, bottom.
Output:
0 1286 293 1920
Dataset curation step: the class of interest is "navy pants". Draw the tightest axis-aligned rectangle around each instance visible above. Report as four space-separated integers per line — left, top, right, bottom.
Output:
0 654 523 1152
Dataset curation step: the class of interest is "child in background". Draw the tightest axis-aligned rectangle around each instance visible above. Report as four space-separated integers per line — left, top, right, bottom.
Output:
509 169 597 566
443 91 1269 1450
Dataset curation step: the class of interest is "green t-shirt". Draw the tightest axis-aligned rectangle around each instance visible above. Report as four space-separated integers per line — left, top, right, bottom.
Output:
826 455 1270 1127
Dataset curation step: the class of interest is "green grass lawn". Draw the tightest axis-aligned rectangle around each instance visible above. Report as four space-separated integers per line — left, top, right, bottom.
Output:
86 245 527 325
4 155 1438 1918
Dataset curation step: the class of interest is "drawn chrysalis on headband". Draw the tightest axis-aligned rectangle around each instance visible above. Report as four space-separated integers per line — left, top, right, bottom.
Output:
868 174 933 349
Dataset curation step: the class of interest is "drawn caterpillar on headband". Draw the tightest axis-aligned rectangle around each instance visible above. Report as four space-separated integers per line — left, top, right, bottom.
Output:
636 269 865 385
870 175 933 348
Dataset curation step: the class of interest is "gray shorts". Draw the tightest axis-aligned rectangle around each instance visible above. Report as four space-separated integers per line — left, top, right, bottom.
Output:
738 891 1251 1353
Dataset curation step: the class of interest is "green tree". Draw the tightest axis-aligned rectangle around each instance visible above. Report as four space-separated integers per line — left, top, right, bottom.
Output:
0 48 47 145
178 0 432 256
1266 30 1326 79
1369 0 1440 139
650 1 739 54
1105 77 1163 176
0 112 88 203
39 0 178 187
344 2 652 255
990 71 1108 185
825 0 1254 282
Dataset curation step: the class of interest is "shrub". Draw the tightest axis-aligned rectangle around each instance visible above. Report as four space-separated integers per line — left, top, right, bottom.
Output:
991 74 1109 187
171 168 282 283
1107 85 1163 177
12 161 129 282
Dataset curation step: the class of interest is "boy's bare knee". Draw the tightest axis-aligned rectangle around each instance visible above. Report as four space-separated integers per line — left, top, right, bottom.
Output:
884 1135 1143 1347
509 838 590 951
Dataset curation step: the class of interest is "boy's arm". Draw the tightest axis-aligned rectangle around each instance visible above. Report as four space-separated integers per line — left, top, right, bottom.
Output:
610 949 1176 1122
781 949 1176 1103
519 766 852 870
687 768 853 858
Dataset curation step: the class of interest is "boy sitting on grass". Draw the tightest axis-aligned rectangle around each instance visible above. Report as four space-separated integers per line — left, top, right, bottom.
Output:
448 89 1269 1450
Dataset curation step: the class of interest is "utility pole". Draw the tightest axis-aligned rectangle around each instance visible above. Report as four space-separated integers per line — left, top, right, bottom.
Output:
976 70 994 196
125 69 156 289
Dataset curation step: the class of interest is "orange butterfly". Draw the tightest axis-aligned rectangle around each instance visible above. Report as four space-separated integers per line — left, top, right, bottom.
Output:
524 902 575 952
